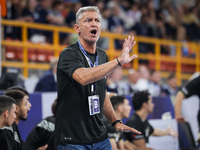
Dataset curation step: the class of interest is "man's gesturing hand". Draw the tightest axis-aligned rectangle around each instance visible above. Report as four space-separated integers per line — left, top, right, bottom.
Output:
114 122 141 134
118 35 137 65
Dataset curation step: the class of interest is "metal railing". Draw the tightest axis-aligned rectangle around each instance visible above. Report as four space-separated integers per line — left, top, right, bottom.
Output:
1 19 200 85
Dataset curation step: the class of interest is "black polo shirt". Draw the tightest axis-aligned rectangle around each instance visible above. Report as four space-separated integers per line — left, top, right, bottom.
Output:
181 76 200 98
55 42 108 144
123 113 154 143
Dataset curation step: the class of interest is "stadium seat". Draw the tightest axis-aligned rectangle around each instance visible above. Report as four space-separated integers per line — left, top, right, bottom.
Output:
46 50 54 62
28 48 37 62
14 39 23 61
5 38 16 60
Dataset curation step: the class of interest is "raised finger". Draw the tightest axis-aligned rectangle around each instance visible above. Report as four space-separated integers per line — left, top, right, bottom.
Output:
130 127 141 134
129 40 136 49
127 35 131 45
130 36 135 44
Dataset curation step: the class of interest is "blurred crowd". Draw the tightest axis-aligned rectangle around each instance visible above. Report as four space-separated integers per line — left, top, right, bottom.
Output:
106 65 180 105
3 0 200 58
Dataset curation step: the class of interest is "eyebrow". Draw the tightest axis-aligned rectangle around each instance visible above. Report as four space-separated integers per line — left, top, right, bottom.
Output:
85 17 100 20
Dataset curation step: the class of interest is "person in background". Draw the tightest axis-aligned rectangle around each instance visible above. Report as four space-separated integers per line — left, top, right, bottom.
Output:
56 6 140 150
161 73 179 105
136 65 150 91
123 90 177 150
34 58 58 92
122 69 139 96
148 70 162 97
7 86 31 109
106 67 123 94
0 95 16 129
24 98 58 150
161 73 179 97
175 75 200 123
103 95 138 150
0 90 32 150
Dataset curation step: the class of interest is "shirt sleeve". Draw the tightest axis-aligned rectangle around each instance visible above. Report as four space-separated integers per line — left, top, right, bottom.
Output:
124 119 145 141
181 76 200 98
58 47 86 81
24 119 55 150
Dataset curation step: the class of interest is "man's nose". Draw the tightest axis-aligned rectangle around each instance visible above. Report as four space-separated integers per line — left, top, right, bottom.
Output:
91 20 97 26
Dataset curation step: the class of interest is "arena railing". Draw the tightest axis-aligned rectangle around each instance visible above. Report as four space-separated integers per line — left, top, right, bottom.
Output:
1 19 200 85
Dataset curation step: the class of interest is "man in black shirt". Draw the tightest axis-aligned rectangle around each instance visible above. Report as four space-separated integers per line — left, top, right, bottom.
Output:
56 6 140 150
175 75 200 122
103 95 138 150
0 95 16 129
123 91 177 150
24 98 58 150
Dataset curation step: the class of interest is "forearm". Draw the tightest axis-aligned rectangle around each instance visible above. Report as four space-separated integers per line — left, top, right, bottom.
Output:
73 59 119 86
124 140 138 150
152 128 168 136
103 92 118 124
174 91 185 118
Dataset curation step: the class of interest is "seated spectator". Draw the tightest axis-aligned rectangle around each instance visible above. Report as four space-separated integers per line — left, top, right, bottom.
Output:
34 58 58 92
37 0 64 43
4 0 27 40
108 4 124 32
22 0 40 39
148 70 162 97
136 65 150 91
161 73 179 103
127 2 142 24
0 67 25 91
131 14 154 56
121 69 139 96
103 95 138 150
0 95 16 129
123 91 177 149
24 98 57 150
65 2 82 27
106 67 123 94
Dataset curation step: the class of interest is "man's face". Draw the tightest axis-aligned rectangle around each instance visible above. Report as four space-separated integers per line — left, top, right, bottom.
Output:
121 99 132 119
6 104 16 126
18 95 31 121
168 77 177 89
75 11 101 44
151 71 161 84
145 95 154 114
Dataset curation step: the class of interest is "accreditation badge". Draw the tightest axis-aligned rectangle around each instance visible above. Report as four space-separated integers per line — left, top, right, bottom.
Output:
88 95 100 115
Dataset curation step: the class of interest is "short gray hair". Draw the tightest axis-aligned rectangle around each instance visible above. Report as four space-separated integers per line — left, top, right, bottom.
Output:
76 6 100 23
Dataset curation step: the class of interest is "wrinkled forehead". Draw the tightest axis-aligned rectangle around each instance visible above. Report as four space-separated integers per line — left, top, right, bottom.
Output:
78 11 100 21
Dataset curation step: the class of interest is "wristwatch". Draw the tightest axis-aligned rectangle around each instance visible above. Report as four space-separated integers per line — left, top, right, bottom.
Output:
112 119 122 127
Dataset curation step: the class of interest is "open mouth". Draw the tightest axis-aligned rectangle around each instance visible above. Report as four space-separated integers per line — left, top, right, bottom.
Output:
91 29 97 35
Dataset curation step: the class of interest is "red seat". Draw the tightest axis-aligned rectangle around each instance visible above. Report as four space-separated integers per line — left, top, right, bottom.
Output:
46 50 54 62
149 60 155 70
160 61 167 71
28 48 37 62
36 49 47 62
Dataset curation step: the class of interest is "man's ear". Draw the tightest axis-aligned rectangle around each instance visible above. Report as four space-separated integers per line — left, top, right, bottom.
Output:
4 110 9 118
74 24 80 34
142 102 147 109
118 105 123 113
16 105 19 114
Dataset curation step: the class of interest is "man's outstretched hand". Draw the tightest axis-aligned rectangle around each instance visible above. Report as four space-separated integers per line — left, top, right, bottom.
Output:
114 122 141 134
118 35 137 65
